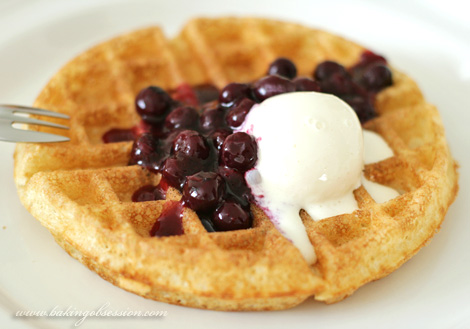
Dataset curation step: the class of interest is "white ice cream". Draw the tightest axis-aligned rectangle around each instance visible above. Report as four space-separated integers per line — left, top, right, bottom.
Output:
362 130 400 203
238 92 400 265
363 130 394 165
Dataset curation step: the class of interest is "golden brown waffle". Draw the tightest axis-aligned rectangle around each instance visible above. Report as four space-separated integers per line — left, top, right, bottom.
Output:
14 17 458 310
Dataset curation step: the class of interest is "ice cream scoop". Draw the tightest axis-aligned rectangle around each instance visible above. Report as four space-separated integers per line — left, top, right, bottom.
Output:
239 92 364 264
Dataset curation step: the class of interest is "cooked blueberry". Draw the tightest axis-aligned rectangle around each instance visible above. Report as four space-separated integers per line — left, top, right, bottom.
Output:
152 129 181 158
358 50 386 67
182 172 225 212
225 98 255 128
219 83 251 107
342 95 376 123
165 106 199 131
252 75 296 101
132 184 166 202
362 64 393 91
217 166 253 207
268 57 297 79
210 129 232 152
217 166 245 193
135 86 174 123
161 154 204 189
213 201 252 231
349 51 387 82
172 130 210 160
220 132 257 172
319 72 355 95
293 77 321 92
313 61 348 81
200 107 227 133
129 133 163 172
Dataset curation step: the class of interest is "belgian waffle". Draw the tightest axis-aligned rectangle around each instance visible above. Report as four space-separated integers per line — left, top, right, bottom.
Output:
13 17 458 310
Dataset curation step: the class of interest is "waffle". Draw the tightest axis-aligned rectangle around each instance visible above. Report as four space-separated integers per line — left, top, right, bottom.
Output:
14 17 458 310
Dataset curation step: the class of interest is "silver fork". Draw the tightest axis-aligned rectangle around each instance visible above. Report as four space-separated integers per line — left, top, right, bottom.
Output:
0 105 70 143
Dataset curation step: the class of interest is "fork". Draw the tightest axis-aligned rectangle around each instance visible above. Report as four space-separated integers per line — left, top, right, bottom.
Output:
0 104 70 143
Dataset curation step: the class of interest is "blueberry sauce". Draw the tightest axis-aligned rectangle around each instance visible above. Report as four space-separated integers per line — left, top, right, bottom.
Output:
102 128 135 143
103 50 393 236
150 201 184 237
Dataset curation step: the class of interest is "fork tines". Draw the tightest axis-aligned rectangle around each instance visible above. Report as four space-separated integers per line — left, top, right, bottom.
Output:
0 104 70 143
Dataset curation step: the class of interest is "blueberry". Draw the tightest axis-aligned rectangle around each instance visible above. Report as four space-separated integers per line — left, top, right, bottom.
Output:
213 201 252 231
165 106 199 131
128 133 164 172
293 77 321 92
135 86 174 123
219 83 251 107
252 75 296 102
217 166 253 207
313 61 348 81
182 172 225 212
349 50 387 82
342 95 376 123
358 50 386 67
225 98 255 128
268 57 297 79
362 64 393 91
161 154 204 189
220 132 257 172
210 129 232 152
172 130 210 160
131 184 166 202
319 72 355 96
200 107 227 133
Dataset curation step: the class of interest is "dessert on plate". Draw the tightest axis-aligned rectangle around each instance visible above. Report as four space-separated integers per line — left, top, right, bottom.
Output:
14 17 458 311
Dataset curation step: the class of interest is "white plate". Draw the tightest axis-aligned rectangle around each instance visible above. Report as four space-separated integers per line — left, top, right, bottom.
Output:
1 1 469 328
